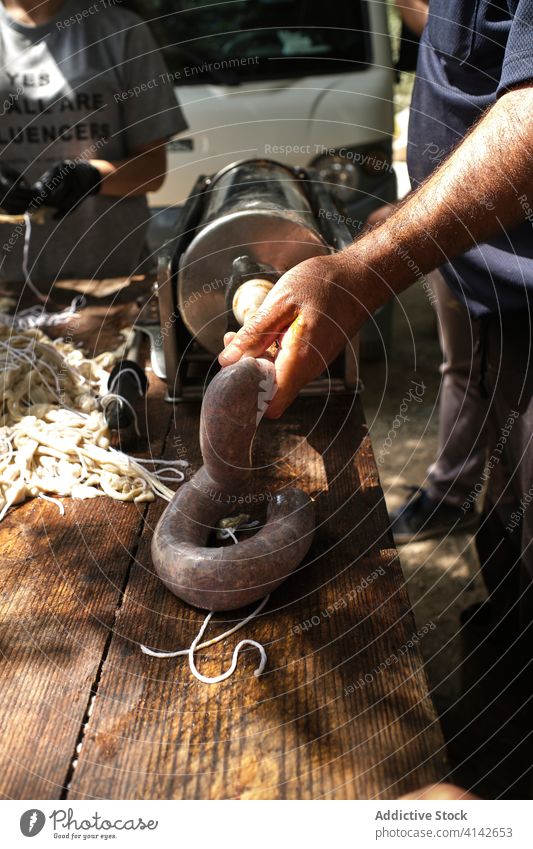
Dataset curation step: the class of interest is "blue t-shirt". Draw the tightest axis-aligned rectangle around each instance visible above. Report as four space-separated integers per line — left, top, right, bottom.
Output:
407 0 533 317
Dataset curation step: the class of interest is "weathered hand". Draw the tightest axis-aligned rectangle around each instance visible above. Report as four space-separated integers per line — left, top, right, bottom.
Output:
219 253 368 418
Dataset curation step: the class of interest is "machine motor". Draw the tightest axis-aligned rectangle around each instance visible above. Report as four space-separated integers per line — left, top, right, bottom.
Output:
155 159 359 400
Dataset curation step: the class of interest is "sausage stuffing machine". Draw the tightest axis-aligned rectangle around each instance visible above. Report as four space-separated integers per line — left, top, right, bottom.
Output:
153 159 358 401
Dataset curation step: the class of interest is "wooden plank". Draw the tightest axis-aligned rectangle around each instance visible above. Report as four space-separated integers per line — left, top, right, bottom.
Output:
0 309 172 799
69 395 447 800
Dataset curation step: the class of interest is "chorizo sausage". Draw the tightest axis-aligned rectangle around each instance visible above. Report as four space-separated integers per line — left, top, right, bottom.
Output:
151 357 315 611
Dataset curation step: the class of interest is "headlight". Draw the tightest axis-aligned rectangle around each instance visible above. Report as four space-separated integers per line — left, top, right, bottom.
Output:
313 154 359 203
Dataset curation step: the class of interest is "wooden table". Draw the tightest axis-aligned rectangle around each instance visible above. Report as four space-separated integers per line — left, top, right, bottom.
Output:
0 307 446 800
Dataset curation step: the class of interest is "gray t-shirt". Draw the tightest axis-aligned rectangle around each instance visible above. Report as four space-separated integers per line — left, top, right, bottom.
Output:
0 0 187 283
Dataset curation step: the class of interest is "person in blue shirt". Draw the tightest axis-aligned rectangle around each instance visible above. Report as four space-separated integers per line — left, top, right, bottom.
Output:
220 1 533 792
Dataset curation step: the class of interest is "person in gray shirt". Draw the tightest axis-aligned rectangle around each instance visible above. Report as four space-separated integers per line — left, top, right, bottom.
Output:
0 0 187 283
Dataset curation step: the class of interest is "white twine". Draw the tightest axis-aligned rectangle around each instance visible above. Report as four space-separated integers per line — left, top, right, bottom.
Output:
0 213 86 329
38 492 65 515
100 392 142 437
22 212 45 303
0 490 16 522
108 367 145 397
217 518 259 542
0 329 185 519
141 593 270 684
99 368 146 437
109 452 187 493
188 614 267 684
0 297 85 331
134 458 188 483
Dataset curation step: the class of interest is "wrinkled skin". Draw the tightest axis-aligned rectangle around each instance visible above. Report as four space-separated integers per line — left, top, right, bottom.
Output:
152 357 315 611
219 253 368 418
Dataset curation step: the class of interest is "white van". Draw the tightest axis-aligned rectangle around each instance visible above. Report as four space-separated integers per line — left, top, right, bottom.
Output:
125 0 396 233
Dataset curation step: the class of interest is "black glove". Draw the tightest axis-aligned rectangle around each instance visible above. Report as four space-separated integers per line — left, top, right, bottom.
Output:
0 162 36 215
34 160 102 218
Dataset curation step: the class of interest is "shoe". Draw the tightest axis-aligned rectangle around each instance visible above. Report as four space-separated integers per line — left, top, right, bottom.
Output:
389 486 479 545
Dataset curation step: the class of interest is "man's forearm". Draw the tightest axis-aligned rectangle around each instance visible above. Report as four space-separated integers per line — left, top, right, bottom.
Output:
394 0 429 37
343 85 533 317
90 143 166 197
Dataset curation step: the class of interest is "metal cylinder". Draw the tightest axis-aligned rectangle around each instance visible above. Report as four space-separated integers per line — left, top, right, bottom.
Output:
177 160 329 354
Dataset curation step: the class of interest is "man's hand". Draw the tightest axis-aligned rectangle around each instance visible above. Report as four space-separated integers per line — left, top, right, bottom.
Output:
219 253 370 418
218 204 404 420
34 160 101 218
0 162 35 214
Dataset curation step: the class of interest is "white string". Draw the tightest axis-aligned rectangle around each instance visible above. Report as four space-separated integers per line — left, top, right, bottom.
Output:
0 213 86 328
0 337 62 399
108 367 145 397
188 615 267 684
135 458 188 482
150 471 186 482
0 327 183 519
217 518 259 542
100 392 141 437
135 458 189 468
0 297 85 330
38 493 65 515
0 212 85 329
140 593 270 659
22 213 46 304
140 513 269 682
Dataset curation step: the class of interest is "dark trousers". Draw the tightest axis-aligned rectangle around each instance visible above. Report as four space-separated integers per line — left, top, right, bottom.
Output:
467 314 533 794
479 314 533 642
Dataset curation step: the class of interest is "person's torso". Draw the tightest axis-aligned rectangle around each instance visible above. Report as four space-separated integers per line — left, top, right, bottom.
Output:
0 0 150 283
0 0 140 177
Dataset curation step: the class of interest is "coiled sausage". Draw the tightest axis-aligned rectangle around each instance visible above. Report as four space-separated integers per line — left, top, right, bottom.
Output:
151 357 315 611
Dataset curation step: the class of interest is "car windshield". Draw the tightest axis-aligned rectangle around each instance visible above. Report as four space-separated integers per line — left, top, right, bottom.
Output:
123 0 369 85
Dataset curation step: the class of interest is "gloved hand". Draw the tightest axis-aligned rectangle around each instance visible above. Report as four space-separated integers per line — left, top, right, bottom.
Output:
34 160 102 218
0 162 36 215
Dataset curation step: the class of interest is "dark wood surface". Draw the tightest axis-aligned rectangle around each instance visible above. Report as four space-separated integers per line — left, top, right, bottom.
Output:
0 307 446 800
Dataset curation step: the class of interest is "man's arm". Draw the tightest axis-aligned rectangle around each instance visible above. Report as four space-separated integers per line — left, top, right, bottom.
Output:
33 138 168 218
219 84 533 418
90 138 167 197
394 0 429 37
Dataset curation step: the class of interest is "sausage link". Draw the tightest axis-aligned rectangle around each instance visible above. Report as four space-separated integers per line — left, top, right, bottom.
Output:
152 357 315 610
